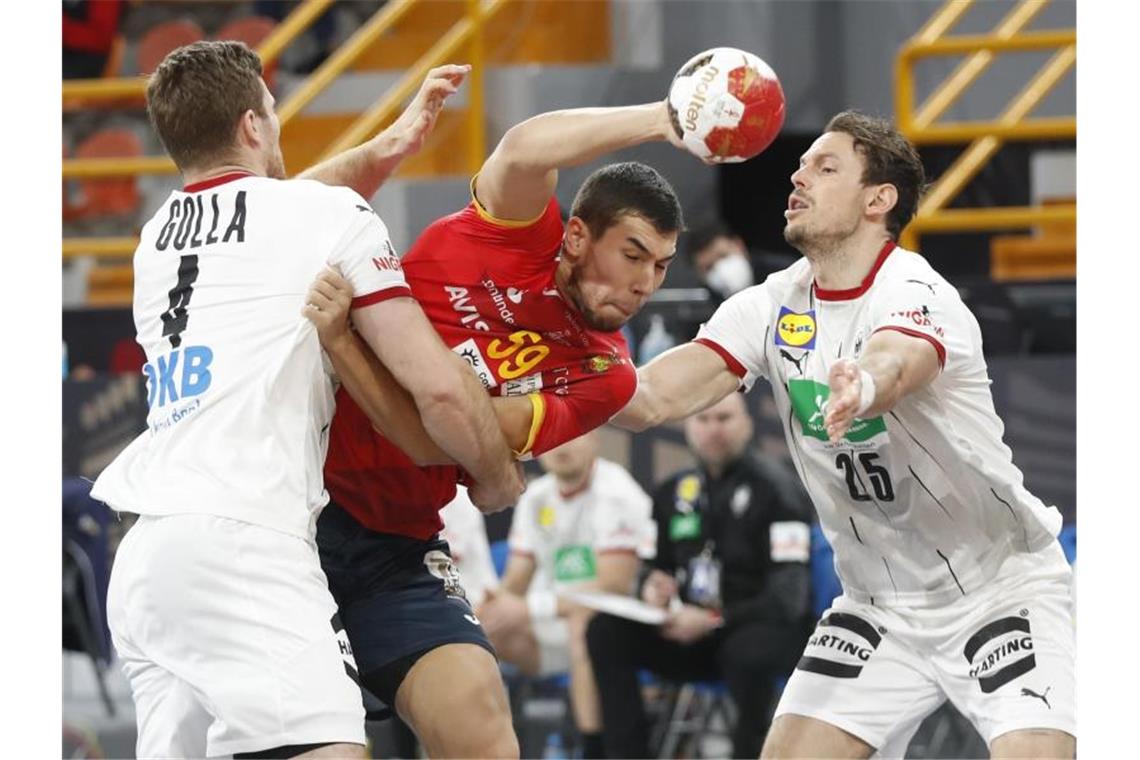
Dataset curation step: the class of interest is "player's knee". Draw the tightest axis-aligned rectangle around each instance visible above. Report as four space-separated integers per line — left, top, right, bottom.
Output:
990 728 1074 759
761 714 874 759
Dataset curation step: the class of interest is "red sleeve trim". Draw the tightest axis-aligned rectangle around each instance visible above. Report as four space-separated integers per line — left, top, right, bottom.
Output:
873 326 946 369
693 338 748 379
351 285 412 309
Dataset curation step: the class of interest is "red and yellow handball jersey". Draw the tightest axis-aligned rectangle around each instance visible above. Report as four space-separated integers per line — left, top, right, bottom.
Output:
324 195 637 538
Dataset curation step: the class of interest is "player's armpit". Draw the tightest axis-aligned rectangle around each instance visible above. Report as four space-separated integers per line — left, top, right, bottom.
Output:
613 342 742 432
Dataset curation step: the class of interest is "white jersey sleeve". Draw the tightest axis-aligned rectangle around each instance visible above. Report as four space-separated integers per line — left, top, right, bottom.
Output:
590 463 653 555
866 272 976 374
507 482 541 556
325 196 412 308
694 280 777 391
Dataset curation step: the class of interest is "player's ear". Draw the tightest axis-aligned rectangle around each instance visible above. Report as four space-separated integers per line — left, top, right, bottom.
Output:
236 109 261 149
563 216 591 262
866 182 898 219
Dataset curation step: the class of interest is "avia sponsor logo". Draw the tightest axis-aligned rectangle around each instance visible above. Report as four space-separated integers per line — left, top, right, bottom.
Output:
481 277 517 326
445 286 491 331
890 306 945 338
452 337 498 389
502 372 543 397
787 379 887 444
796 612 883 679
774 307 817 349
964 615 1036 694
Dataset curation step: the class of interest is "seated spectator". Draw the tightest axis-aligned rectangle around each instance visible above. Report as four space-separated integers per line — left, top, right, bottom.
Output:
587 393 813 758
63 0 125 79
476 432 653 760
686 219 797 301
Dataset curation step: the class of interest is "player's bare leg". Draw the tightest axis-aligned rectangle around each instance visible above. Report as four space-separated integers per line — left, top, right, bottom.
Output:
990 728 1074 759
395 643 519 758
294 743 366 758
760 714 874 759
567 607 602 734
487 623 543 676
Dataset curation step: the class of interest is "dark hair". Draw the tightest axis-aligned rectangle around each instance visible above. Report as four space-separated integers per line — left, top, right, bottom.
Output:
824 110 926 240
569 162 683 239
146 40 266 171
684 219 738 263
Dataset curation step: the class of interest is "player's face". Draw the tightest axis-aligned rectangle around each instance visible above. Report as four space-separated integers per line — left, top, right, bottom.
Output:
538 432 599 481
783 131 873 251
257 79 286 180
563 214 678 332
685 393 753 470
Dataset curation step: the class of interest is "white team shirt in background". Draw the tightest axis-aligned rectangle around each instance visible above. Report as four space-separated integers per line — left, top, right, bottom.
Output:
509 458 655 596
440 486 498 606
696 242 1062 608
92 174 410 541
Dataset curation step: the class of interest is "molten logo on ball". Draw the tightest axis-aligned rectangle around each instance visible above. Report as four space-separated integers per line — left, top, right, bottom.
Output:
668 47 786 163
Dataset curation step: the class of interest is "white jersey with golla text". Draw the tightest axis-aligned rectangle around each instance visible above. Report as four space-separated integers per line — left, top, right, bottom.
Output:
695 242 1062 609
91 174 410 541
509 459 655 594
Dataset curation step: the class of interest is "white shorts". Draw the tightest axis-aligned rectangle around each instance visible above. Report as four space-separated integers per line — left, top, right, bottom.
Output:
107 514 366 758
531 615 571 676
774 543 1075 757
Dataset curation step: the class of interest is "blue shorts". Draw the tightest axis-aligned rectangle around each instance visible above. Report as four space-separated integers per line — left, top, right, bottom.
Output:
316 503 495 714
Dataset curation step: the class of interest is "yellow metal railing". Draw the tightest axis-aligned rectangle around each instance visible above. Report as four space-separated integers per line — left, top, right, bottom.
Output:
64 0 504 260
895 0 1076 251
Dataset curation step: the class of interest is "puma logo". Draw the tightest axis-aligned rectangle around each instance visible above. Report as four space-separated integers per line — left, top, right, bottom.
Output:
906 279 937 295
1020 686 1051 709
780 348 807 376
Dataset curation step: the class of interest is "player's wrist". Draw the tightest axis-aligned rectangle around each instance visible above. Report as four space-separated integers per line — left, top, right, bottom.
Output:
855 368 877 416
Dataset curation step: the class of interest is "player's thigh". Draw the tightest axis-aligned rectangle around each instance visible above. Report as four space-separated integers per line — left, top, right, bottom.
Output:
762 714 874 759
119 656 212 760
937 551 1075 750
128 515 366 757
396 643 518 759
771 598 945 755
990 728 1074 759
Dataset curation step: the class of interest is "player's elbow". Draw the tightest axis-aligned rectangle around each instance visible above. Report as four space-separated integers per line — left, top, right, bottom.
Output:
492 123 545 172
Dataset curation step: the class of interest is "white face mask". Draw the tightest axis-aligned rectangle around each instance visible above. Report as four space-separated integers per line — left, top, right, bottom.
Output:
705 253 754 298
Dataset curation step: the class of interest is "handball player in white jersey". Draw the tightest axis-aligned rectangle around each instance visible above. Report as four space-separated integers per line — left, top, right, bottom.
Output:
91 41 521 759
616 111 1074 758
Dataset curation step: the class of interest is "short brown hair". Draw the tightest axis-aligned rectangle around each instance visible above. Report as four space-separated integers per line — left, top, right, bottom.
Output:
824 111 926 240
146 40 266 171
570 162 684 239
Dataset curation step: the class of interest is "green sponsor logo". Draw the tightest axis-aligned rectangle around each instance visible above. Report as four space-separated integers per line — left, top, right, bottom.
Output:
554 545 597 583
787 378 886 443
670 512 702 541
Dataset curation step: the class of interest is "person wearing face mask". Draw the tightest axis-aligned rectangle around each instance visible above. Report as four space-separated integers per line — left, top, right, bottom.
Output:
686 221 798 302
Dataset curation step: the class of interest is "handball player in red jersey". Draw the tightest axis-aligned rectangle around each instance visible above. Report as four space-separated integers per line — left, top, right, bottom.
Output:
304 99 690 757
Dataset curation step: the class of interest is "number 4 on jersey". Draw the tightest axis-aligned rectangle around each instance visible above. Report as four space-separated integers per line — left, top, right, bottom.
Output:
161 254 199 348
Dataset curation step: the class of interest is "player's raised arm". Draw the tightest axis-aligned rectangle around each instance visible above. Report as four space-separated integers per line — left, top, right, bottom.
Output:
613 342 742 432
823 329 941 444
299 64 470 199
475 102 685 222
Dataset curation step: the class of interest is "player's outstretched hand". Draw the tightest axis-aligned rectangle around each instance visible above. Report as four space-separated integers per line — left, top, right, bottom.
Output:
825 358 863 444
303 266 354 351
388 64 471 158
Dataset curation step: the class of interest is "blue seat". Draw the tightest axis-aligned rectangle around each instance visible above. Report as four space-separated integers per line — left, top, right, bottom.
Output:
1058 523 1076 564
490 539 510 577
809 523 842 617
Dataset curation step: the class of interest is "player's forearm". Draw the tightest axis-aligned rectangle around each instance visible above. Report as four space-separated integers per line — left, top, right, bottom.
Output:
297 132 406 200
855 350 911 418
412 356 519 489
498 103 673 172
617 344 739 431
324 332 452 465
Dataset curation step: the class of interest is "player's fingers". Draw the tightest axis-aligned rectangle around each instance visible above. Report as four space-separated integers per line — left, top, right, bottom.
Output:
429 63 470 84
317 265 351 291
309 278 344 304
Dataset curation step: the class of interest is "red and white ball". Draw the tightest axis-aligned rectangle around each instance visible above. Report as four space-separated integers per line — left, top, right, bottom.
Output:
667 47 786 163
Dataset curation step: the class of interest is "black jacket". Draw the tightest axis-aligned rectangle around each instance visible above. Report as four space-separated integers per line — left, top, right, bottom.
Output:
648 452 814 630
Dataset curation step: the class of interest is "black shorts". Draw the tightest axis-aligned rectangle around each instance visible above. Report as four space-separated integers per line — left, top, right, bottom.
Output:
316 502 496 714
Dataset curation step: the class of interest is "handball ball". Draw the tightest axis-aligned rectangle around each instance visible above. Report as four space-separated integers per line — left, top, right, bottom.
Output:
667 47 786 163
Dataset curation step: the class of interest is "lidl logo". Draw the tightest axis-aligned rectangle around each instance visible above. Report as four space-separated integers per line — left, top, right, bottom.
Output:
775 307 817 349
787 379 886 443
538 505 556 529
676 474 701 505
